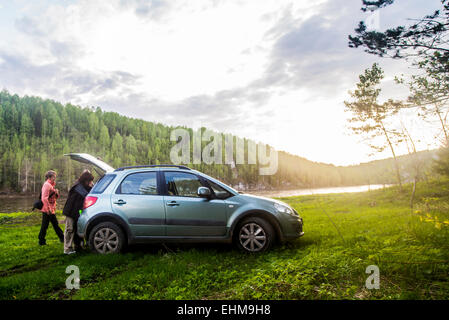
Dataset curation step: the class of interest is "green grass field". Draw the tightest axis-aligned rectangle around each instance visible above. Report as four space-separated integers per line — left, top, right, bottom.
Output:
1 180 448 300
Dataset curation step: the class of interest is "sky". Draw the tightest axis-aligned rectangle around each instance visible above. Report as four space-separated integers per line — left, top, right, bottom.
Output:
0 0 444 165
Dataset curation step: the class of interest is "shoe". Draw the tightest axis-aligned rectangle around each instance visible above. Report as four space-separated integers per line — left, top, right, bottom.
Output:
64 250 76 255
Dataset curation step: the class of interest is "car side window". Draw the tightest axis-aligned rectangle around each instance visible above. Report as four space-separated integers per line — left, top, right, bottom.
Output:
164 172 203 197
118 172 158 195
208 181 232 199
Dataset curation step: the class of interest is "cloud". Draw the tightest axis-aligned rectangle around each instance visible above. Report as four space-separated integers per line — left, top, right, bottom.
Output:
0 49 141 103
119 0 172 21
88 86 261 133
247 0 374 99
3 0 414 112
243 0 437 103
49 40 81 60
15 16 47 37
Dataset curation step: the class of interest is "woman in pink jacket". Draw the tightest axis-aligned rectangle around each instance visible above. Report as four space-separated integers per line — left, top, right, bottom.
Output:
38 170 64 245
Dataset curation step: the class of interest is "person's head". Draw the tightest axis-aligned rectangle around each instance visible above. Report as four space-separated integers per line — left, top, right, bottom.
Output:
78 170 95 188
45 170 57 182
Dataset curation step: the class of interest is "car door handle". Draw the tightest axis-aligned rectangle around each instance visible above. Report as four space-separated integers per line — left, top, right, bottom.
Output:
114 199 127 205
166 201 179 207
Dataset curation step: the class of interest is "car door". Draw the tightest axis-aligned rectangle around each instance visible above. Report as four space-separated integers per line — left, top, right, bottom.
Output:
111 171 165 236
162 171 227 237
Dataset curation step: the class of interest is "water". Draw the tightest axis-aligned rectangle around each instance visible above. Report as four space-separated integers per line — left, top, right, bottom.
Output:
0 184 391 213
0 194 68 213
249 184 392 198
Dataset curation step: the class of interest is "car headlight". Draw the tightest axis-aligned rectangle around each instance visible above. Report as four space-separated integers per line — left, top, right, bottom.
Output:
273 202 298 216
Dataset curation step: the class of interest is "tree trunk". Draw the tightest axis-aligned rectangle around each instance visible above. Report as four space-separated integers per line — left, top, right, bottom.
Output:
436 108 448 146
402 124 419 211
24 160 28 192
17 165 20 192
380 121 402 190
410 178 417 209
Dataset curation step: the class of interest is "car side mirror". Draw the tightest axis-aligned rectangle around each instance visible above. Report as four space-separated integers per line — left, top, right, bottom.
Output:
197 187 211 198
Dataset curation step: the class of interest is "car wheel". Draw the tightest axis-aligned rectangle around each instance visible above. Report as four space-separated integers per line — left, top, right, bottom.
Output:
88 222 125 254
235 217 274 253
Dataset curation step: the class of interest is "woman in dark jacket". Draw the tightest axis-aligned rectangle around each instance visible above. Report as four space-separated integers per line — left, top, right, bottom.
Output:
63 170 94 254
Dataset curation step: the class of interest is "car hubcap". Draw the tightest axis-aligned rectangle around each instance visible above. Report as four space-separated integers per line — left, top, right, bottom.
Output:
94 228 118 253
239 223 266 252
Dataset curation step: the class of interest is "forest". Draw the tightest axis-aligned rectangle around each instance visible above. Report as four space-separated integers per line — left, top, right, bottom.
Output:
0 90 438 193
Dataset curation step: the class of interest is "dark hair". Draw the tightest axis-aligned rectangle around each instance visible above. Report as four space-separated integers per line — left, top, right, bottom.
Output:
45 170 57 180
78 170 95 187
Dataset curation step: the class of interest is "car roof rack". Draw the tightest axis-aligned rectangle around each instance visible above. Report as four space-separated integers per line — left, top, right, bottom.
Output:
114 164 191 171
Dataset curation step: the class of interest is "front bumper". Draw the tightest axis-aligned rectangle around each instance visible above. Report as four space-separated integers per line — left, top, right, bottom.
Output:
280 214 304 241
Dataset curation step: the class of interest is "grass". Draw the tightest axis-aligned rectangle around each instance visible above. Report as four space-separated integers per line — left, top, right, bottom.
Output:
0 180 448 300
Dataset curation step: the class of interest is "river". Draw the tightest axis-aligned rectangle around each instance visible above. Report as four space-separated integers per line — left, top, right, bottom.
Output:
0 184 392 213
249 184 391 198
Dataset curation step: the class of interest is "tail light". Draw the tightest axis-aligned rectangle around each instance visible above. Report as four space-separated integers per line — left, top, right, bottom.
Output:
83 196 98 209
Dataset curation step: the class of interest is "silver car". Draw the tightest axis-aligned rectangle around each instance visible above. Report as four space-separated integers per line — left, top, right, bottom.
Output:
66 153 304 254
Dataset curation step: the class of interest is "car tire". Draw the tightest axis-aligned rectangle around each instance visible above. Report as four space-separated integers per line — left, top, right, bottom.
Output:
88 222 126 254
234 217 274 253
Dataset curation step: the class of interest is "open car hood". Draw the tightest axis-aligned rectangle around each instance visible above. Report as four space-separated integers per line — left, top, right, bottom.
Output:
64 153 115 173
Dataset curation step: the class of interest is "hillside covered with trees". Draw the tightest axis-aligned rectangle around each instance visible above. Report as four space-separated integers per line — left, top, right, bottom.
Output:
0 90 437 193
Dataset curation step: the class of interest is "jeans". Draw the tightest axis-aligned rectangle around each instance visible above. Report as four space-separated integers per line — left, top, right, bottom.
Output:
38 212 64 244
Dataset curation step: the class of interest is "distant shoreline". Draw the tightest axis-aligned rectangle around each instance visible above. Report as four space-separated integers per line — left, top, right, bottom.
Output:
248 184 394 197
0 184 393 213
0 183 395 198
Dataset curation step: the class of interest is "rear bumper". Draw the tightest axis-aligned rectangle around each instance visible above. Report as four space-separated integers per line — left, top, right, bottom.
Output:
77 214 88 238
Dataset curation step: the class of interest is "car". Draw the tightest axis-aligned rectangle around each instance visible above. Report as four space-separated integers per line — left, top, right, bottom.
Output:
65 153 304 254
